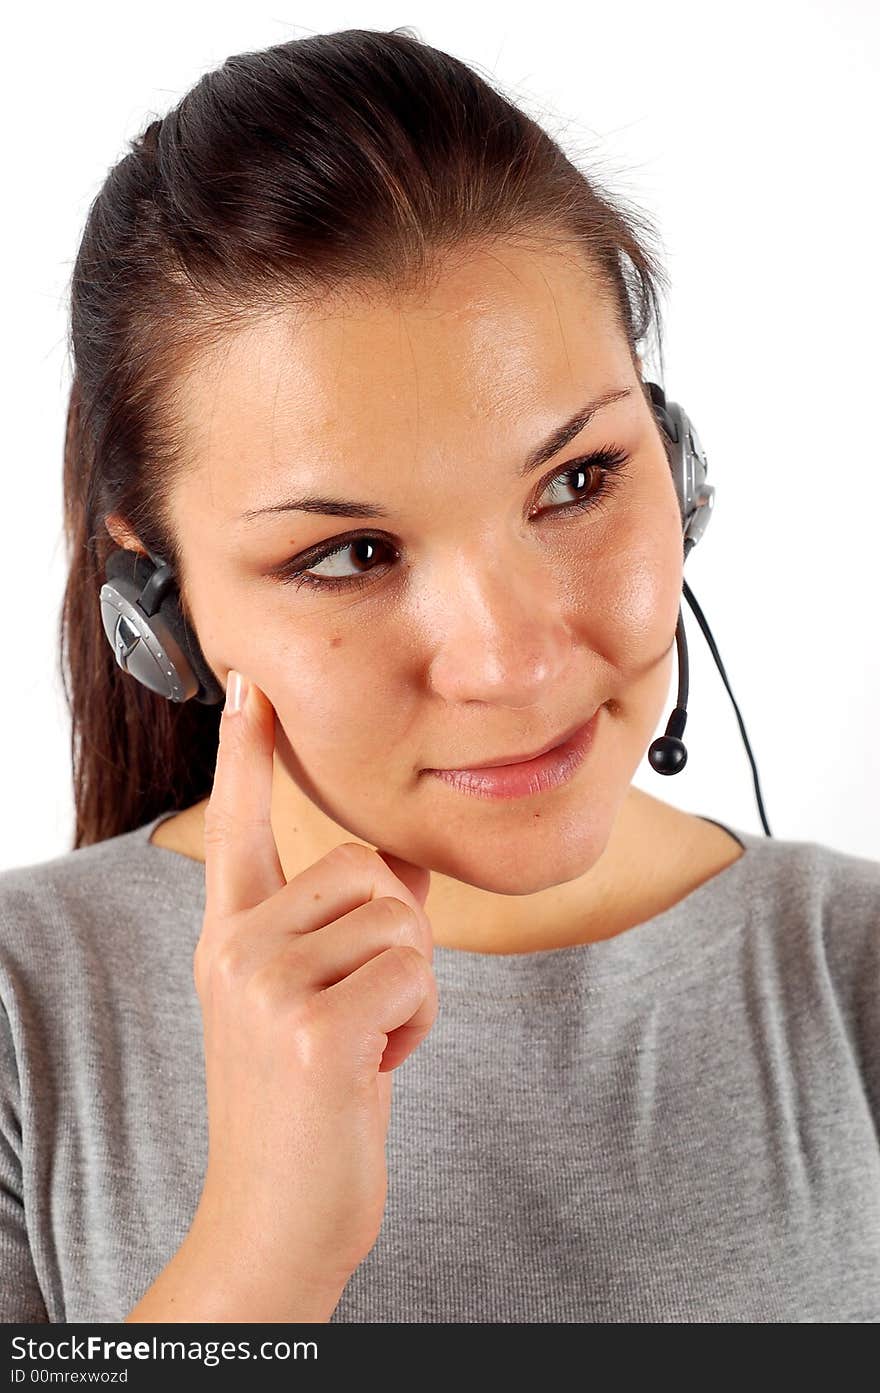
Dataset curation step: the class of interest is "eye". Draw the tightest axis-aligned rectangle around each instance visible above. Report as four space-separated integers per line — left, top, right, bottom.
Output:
531 446 630 516
268 443 631 593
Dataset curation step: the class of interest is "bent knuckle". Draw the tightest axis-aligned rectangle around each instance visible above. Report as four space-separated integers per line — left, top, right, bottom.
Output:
372 895 421 948
205 936 249 991
328 841 383 875
292 992 341 1064
385 942 430 986
243 958 302 1018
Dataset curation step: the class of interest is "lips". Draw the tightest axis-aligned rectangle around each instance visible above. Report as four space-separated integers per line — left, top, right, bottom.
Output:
430 712 597 772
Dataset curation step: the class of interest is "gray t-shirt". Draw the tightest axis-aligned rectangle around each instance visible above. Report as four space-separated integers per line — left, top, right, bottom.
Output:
1 809 878 1324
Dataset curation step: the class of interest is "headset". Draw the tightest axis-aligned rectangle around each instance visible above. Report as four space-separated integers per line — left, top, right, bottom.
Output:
99 380 773 836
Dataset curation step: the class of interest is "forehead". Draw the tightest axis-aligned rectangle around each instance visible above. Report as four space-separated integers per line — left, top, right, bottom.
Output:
171 242 631 506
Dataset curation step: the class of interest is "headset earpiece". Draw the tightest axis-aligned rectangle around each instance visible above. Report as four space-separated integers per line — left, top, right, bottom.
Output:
100 548 224 705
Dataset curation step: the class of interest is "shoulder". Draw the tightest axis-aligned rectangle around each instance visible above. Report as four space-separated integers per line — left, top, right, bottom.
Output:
0 822 206 1104
0 826 138 941
755 831 880 923
0 836 118 972
0 820 202 1001
666 805 880 964
738 826 880 908
731 829 880 985
796 835 880 972
764 835 880 1126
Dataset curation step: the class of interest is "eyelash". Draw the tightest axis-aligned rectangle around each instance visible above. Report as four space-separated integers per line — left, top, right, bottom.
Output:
269 444 631 593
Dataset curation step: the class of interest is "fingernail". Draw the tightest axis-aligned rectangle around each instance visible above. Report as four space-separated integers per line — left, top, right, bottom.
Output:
224 669 249 716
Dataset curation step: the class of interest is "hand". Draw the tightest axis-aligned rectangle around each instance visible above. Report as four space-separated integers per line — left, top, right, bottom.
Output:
190 672 437 1305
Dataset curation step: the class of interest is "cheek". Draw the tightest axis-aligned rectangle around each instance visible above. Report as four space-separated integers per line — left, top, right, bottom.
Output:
564 507 682 659
261 624 408 758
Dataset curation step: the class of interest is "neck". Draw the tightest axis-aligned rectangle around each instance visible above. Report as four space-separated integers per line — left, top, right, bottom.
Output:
172 785 712 955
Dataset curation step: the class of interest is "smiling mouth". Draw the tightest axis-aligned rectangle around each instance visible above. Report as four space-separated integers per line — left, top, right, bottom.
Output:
425 711 598 772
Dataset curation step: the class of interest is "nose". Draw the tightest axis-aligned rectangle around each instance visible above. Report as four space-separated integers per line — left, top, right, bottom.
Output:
425 551 573 706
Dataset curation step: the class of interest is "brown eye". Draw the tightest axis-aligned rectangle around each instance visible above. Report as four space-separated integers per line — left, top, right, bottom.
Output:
273 534 397 591
531 447 630 519
271 444 631 593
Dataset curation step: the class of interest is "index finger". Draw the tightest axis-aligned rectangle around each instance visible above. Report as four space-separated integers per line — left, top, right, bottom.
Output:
203 671 286 919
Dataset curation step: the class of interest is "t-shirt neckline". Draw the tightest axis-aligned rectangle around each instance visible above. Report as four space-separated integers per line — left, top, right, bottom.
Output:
134 807 765 995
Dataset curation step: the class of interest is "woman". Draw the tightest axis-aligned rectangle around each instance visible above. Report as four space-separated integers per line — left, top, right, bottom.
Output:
1 27 878 1323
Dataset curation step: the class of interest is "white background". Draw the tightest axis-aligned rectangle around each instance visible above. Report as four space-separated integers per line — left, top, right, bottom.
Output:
3 0 878 871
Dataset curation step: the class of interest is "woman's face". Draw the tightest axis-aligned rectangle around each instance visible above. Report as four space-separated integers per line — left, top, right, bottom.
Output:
167 242 684 895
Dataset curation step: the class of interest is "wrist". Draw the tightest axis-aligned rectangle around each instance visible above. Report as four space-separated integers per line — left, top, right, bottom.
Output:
179 1197 349 1323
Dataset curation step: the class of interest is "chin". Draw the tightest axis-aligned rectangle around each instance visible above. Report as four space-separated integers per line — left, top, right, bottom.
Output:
446 861 598 897
404 810 612 897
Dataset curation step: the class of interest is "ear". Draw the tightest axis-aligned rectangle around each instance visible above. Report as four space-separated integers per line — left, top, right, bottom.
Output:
104 512 148 555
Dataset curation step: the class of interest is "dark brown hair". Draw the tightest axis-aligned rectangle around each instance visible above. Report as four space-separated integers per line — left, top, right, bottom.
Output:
61 25 670 850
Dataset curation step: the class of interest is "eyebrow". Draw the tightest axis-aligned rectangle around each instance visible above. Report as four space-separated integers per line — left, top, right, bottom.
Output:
238 385 634 521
